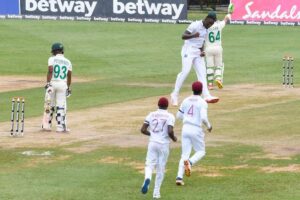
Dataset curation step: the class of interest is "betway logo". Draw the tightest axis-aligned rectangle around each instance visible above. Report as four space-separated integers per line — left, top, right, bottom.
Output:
113 0 185 20
25 0 97 17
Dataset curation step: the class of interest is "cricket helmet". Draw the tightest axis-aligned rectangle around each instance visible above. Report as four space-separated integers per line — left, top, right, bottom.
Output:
51 42 64 52
207 11 217 21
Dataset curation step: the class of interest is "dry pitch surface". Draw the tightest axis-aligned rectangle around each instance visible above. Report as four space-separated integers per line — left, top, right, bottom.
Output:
0 76 299 159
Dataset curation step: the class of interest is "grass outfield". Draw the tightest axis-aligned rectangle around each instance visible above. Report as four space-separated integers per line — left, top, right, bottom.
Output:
0 20 299 122
0 18 300 200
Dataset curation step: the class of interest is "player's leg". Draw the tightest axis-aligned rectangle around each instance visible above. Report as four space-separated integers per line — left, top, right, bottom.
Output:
214 47 224 89
171 47 194 106
176 131 192 185
54 82 68 132
142 142 157 194
153 144 169 199
205 48 216 89
189 131 206 165
193 57 219 103
42 86 55 131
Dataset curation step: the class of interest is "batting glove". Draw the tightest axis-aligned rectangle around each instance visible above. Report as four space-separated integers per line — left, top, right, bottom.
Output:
45 82 52 90
66 88 72 98
228 3 234 14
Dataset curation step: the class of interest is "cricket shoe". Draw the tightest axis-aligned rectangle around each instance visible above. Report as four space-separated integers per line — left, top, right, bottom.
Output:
208 82 214 90
141 178 150 194
153 193 161 199
56 128 70 133
170 93 179 106
41 127 51 132
175 177 185 186
215 79 223 89
184 160 192 177
204 95 219 103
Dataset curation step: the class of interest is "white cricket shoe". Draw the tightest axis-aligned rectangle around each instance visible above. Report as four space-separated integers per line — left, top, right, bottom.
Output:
204 95 219 104
56 128 70 133
153 193 161 199
42 128 51 132
170 93 178 106
176 177 185 186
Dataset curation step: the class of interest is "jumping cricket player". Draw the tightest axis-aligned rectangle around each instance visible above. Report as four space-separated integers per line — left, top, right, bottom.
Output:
205 3 234 89
171 12 219 106
42 43 72 133
175 81 212 186
140 97 177 199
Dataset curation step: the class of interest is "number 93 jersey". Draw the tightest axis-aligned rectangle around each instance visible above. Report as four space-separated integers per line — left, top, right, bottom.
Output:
144 109 175 144
205 20 226 47
48 54 72 82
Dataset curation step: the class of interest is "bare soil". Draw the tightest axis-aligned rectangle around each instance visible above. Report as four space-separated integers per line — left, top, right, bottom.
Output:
0 78 300 159
0 75 93 92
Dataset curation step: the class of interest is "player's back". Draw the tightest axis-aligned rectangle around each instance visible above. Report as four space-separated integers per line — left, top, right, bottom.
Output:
180 95 208 127
146 109 175 144
48 54 72 82
205 20 226 47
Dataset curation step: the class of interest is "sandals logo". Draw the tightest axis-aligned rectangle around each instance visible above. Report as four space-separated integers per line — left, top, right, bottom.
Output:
24 0 97 17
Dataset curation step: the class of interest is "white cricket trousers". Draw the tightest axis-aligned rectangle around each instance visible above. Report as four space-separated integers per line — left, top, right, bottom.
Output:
173 45 211 98
205 45 223 67
50 81 68 131
177 124 206 179
144 141 170 195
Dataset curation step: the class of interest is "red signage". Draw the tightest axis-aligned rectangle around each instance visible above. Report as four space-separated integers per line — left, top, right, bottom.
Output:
231 0 300 25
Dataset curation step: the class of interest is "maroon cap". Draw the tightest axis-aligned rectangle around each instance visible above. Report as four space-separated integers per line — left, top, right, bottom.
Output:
158 97 169 108
192 81 203 93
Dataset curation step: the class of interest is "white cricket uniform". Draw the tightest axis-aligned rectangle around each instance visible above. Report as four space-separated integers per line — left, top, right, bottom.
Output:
173 20 212 98
205 20 226 67
144 109 175 197
176 95 211 179
48 54 72 131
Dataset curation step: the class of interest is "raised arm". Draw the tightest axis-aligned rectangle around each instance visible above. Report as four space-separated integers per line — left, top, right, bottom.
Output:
223 3 234 23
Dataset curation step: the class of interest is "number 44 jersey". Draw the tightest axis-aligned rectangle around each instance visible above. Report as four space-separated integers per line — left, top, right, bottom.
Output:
205 20 226 47
144 109 175 144
48 54 72 82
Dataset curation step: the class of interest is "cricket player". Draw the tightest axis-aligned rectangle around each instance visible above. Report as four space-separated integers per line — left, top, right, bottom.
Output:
175 81 212 186
42 43 72 133
140 97 177 199
206 4 234 89
171 11 219 106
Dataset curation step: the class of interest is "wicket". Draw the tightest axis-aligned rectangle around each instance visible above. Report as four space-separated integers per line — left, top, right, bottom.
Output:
10 97 25 136
282 56 294 88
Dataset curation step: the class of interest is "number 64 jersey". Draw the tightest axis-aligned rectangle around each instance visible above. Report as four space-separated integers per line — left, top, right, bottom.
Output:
144 109 175 144
205 20 226 48
48 54 72 82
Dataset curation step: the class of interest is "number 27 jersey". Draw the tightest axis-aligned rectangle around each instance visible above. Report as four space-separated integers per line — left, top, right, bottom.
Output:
48 54 72 82
144 109 175 144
